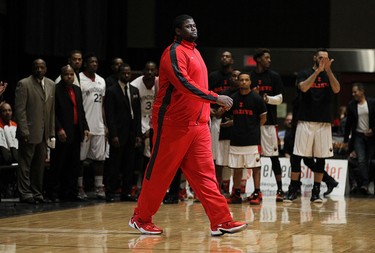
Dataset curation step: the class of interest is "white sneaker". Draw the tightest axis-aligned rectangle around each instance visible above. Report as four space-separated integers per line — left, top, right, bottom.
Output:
77 187 88 200
96 186 106 199
186 186 194 199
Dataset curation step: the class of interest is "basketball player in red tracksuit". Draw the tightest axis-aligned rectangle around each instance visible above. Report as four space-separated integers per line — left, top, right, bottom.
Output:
129 15 247 236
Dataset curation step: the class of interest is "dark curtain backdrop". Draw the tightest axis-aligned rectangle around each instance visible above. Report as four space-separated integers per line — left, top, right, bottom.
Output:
0 0 330 106
1 0 128 105
155 0 330 49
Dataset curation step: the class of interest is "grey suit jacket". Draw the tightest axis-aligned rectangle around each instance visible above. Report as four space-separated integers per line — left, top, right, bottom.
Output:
15 75 55 144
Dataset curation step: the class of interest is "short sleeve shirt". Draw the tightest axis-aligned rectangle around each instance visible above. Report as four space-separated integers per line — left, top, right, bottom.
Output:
230 91 267 146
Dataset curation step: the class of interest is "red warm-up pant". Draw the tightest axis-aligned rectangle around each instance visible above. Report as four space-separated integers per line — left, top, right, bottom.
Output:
135 123 233 228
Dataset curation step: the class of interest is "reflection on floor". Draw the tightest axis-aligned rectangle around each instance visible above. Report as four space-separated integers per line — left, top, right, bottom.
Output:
0 198 102 219
1 195 375 252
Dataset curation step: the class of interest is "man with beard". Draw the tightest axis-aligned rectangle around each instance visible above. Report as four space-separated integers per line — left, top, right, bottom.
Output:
343 83 375 195
55 50 83 87
284 48 340 203
129 15 247 236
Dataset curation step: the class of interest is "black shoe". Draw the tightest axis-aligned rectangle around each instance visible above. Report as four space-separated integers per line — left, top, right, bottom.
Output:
60 195 85 202
324 180 339 196
360 186 370 196
276 189 284 202
21 197 37 204
49 197 60 203
106 193 116 202
163 195 179 204
349 186 358 195
310 185 323 203
226 194 242 204
34 197 47 203
45 194 60 203
284 186 298 203
120 194 137 202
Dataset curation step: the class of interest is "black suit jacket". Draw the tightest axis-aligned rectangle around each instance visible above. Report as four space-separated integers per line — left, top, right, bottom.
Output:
55 81 89 143
105 82 141 145
105 75 118 89
344 96 375 144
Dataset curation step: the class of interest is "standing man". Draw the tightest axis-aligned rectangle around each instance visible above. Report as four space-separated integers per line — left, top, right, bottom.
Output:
226 73 267 205
129 15 247 236
55 50 83 86
251 48 285 202
208 51 235 189
130 61 158 187
343 83 375 195
105 63 142 202
46 65 89 202
216 69 241 196
79 53 107 199
284 48 340 203
105 57 124 88
14 59 55 204
209 51 234 94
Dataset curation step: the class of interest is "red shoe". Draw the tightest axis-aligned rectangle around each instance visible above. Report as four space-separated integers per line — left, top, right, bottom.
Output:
179 188 187 201
247 191 263 201
276 189 284 202
128 235 164 249
129 216 163 235
226 194 242 204
130 185 139 198
211 221 248 236
248 192 262 205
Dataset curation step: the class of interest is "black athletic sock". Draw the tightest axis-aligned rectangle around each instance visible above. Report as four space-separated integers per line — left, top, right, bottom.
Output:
313 182 321 189
234 189 241 196
277 180 282 190
291 180 300 188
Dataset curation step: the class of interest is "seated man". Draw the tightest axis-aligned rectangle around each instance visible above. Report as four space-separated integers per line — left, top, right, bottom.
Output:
0 102 18 164
0 102 18 201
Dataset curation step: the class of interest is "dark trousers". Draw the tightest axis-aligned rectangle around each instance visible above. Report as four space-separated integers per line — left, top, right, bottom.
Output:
46 126 81 199
105 139 136 195
353 132 375 187
167 168 182 197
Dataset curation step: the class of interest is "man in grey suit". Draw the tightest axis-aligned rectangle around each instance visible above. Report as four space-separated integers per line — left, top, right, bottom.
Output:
14 59 55 204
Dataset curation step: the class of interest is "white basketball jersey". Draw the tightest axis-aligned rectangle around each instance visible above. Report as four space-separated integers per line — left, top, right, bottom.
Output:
131 75 157 133
79 72 106 135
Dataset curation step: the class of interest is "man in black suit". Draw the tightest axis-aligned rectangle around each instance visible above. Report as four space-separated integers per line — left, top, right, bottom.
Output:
46 65 89 202
105 57 124 88
104 63 142 202
343 83 375 195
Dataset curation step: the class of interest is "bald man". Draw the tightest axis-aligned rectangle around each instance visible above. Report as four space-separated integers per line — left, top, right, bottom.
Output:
46 65 89 202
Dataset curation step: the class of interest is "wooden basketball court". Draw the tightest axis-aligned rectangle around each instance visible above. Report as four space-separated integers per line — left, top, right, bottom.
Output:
0 195 374 252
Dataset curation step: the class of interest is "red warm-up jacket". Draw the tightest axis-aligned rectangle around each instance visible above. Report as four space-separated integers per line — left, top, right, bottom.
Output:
153 39 218 127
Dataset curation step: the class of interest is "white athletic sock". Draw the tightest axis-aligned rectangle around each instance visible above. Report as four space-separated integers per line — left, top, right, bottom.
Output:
78 177 83 187
95 176 104 188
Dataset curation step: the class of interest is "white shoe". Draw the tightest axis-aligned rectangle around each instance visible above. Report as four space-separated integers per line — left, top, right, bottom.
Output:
77 187 88 200
96 186 106 199
186 186 194 199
